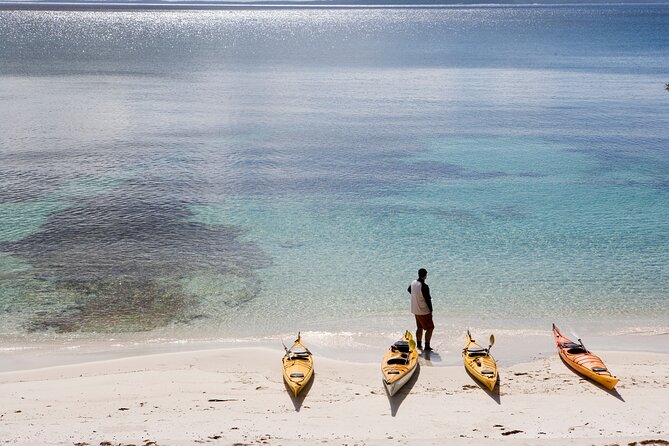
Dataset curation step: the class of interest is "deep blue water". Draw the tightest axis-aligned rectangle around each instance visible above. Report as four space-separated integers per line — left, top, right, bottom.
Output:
0 5 668 351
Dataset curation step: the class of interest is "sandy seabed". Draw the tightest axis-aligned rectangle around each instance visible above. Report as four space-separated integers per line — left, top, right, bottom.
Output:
1 347 668 446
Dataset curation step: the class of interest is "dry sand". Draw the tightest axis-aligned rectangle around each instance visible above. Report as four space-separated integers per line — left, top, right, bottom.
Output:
1 347 668 445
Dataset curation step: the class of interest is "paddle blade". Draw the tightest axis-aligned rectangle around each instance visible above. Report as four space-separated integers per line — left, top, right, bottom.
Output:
488 334 495 352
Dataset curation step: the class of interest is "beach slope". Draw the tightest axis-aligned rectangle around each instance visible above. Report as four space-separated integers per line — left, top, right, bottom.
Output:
1 348 668 445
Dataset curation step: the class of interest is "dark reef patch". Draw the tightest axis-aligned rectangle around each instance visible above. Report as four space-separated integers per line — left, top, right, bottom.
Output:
24 279 192 333
0 185 271 333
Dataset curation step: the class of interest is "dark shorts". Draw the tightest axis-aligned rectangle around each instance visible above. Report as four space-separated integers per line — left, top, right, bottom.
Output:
414 313 435 330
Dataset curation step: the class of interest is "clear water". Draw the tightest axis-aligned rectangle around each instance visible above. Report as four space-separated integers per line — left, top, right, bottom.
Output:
0 5 668 356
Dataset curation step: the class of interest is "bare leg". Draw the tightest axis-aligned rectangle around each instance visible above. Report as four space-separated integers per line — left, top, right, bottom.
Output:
425 328 433 346
415 328 423 346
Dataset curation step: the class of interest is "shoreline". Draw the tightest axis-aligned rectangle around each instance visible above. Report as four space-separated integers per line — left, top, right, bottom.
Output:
2 326 669 373
1 346 668 445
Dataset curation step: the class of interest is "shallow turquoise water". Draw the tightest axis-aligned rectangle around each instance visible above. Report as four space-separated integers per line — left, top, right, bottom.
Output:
0 5 667 352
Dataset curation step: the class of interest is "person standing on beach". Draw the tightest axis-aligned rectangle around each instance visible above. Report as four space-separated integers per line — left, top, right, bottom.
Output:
408 268 434 351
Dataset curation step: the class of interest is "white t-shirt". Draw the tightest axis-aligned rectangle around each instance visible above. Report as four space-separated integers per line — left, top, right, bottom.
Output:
410 279 431 316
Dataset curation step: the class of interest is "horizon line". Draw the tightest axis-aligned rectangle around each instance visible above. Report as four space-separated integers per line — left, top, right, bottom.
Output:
2 0 669 8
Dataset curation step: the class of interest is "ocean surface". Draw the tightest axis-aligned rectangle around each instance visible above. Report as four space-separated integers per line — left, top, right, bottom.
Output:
1 4 668 362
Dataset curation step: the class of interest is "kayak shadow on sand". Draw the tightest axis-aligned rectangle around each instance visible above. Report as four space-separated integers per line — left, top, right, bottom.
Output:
386 364 421 417
285 372 315 411
464 368 501 405
558 357 625 401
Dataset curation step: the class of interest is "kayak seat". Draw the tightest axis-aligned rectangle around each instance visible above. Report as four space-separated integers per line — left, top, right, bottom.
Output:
290 347 309 354
289 353 311 360
387 357 408 365
567 347 588 354
289 373 305 378
467 347 487 357
393 341 411 353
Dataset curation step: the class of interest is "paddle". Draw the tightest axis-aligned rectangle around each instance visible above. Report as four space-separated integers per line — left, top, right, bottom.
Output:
570 328 589 353
407 330 417 352
487 334 495 353
282 331 299 354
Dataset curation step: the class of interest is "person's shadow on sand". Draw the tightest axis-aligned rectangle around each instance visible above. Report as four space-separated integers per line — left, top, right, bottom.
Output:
386 365 421 417
285 373 316 412
419 349 442 365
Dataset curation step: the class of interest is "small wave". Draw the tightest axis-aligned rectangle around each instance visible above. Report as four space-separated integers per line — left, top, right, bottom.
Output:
608 326 669 336
0 346 38 352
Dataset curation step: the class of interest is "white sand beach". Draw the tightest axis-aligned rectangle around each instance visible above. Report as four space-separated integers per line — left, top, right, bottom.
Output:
1 347 668 446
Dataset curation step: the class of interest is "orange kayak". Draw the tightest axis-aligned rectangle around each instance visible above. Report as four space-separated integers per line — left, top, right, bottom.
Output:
552 324 619 390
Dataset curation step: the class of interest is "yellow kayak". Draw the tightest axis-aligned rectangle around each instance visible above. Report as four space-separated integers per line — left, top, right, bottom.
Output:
282 333 314 397
381 331 419 396
462 330 498 391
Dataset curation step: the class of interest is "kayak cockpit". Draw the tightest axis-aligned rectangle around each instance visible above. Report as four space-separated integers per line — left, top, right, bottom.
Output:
466 346 488 357
560 342 588 354
392 341 411 353
386 354 409 365
567 347 588 354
